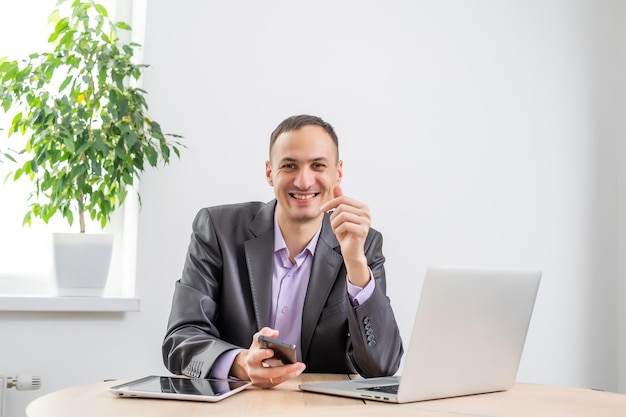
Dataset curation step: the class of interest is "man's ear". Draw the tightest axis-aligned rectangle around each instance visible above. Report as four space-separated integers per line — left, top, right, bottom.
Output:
265 161 273 186
336 160 344 183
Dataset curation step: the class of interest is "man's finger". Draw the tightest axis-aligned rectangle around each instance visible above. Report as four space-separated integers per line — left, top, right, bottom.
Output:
332 183 343 199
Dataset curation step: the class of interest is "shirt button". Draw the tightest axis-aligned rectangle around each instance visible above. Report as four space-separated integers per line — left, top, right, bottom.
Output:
281 306 289 314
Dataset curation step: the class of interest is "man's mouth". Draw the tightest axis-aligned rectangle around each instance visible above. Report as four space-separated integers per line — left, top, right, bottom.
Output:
290 193 319 201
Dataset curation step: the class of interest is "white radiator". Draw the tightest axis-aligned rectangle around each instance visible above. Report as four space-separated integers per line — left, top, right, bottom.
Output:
0 375 41 417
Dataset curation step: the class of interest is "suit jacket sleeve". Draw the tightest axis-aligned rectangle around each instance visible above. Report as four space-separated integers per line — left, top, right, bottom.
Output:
344 230 404 377
162 206 255 378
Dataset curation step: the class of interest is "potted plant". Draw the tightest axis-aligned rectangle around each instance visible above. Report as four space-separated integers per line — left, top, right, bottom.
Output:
0 0 183 295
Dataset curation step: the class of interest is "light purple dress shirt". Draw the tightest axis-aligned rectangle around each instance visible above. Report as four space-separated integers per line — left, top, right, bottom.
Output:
209 213 375 379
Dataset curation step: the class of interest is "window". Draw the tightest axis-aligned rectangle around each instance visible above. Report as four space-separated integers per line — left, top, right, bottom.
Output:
0 0 140 299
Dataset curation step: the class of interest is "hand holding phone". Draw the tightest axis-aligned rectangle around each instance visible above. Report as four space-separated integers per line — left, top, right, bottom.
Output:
257 335 297 367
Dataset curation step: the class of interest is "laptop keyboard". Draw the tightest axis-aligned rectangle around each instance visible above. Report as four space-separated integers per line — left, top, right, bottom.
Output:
358 384 399 394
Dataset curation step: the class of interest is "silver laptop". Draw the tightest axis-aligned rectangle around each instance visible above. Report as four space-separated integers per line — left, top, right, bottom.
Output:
299 265 541 403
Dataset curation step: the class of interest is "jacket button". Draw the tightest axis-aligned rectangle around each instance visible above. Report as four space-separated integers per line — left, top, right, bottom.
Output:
363 317 370 325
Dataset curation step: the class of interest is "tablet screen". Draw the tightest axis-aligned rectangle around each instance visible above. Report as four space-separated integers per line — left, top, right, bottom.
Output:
109 375 251 402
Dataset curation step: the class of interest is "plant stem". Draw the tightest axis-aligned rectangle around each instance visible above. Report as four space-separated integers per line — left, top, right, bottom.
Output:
79 208 86 233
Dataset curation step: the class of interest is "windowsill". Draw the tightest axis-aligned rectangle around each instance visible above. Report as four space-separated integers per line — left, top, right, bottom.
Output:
0 295 140 312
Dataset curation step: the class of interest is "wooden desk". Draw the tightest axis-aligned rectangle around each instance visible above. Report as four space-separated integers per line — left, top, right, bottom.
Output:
26 374 626 417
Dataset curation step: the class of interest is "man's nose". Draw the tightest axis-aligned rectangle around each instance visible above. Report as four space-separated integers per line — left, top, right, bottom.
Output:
294 168 315 189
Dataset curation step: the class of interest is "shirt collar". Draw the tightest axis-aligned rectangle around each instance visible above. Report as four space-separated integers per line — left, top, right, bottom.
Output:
273 212 322 260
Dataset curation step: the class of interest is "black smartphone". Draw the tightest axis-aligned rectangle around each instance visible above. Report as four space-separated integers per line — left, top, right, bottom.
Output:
257 335 297 366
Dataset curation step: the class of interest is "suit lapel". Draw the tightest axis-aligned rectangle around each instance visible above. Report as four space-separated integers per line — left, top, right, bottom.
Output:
245 206 343 359
245 201 276 330
301 213 343 361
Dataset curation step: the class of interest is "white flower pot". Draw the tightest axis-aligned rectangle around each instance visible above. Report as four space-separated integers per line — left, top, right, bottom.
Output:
52 233 114 296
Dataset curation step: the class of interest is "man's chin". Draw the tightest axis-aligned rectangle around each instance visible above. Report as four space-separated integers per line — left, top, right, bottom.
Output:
288 207 323 223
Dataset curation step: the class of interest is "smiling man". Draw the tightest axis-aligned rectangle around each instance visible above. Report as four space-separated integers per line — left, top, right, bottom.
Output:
162 115 403 388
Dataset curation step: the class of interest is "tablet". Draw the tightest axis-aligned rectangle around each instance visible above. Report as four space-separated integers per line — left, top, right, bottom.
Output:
108 375 251 402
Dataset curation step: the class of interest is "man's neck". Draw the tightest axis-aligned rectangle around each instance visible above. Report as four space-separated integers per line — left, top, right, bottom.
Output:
276 214 323 263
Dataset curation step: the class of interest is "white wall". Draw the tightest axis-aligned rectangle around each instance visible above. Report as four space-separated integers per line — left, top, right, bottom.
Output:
1 1 624 416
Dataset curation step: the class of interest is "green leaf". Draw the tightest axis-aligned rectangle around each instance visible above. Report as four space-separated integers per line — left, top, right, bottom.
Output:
59 75 73 92
58 29 76 49
3 61 19 80
29 156 38 174
22 211 32 227
114 140 126 159
75 168 86 190
48 31 60 43
0 59 17 74
63 136 76 153
9 112 23 136
2 152 17 163
160 142 171 161
112 72 124 90
151 121 164 140
94 3 108 17
126 131 138 148
64 207 74 225
117 96 129 117
116 21 132 31
2 94 13 112
93 134 108 154
122 170 133 185
91 159 102 176
132 156 144 170
146 145 158 166
75 141 91 155
49 17 70 43
13 168 24 181
47 9 60 26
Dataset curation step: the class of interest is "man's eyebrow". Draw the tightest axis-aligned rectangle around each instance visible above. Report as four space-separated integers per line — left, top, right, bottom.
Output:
278 157 330 164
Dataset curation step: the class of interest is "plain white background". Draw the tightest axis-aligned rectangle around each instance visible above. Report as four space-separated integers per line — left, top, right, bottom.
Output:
1 1 625 416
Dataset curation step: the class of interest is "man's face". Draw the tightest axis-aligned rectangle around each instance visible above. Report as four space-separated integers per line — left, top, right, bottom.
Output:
266 125 343 225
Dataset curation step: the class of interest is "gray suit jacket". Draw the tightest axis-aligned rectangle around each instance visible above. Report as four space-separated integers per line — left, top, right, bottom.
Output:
162 200 403 378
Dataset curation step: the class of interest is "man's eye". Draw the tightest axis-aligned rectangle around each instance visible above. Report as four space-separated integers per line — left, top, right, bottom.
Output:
313 163 326 169
282 164 296 169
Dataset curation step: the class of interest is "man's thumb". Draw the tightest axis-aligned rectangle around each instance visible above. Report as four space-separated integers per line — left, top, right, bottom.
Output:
333 184 343 199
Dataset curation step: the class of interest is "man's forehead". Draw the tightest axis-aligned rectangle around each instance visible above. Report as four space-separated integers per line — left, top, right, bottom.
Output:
271 130 337 160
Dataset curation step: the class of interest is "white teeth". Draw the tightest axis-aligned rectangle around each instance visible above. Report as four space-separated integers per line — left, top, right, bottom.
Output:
292 193 316 200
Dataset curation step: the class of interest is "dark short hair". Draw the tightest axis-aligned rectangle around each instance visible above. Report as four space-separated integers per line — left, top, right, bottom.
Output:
269 114 339 161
